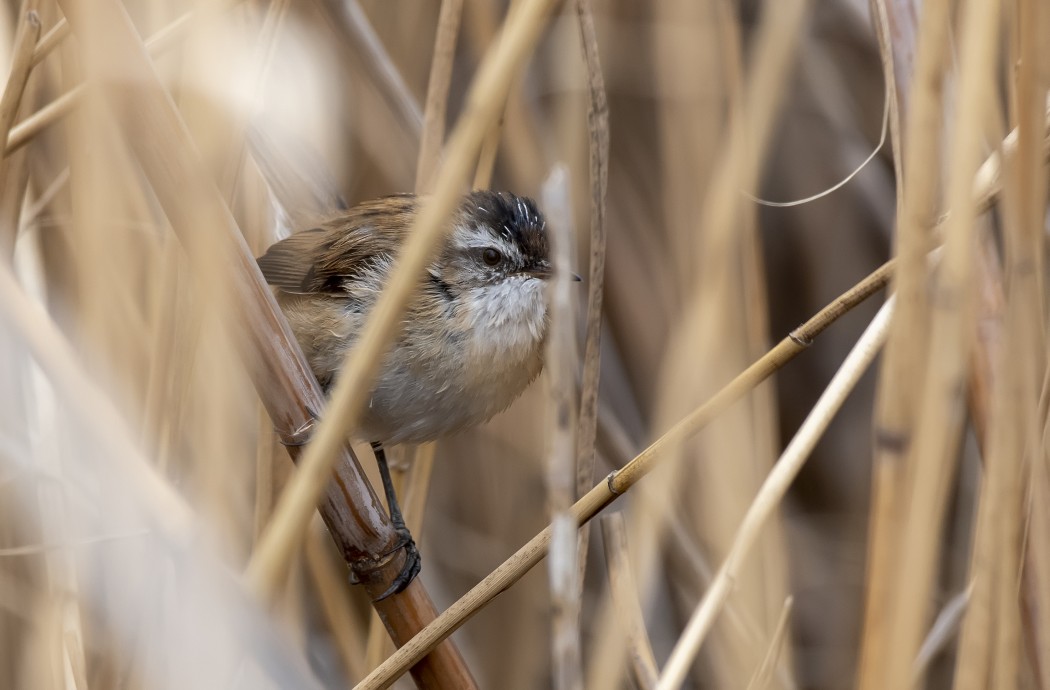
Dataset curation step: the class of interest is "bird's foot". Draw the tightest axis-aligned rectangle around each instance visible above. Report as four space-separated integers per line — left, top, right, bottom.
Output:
373 524 421 601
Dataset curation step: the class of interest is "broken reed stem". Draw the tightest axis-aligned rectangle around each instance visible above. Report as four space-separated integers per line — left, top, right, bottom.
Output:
245 0 560 600
599 514 659 690
354 256 895 690
572 0 609 571
656 299 894 690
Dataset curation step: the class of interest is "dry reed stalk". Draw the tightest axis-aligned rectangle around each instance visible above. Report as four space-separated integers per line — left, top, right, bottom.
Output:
472 116 501 189
968 234 1006 450
954 3 1049 684
542 166 582 690
869 0 913 195
745 596 793 690
879 0 1002 686
856 0 947 684
656 299 895 690
955 202 1032 688
1026 428 1050 690
356 255 894 690
953 460 1009 688
1014 3 1050 683
599 514 659 690
571 0 608 584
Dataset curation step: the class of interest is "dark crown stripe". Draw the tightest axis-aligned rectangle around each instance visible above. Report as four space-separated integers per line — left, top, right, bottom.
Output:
463 190 548 260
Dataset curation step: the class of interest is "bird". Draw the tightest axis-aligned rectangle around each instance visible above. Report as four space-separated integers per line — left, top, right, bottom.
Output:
257 189 559 598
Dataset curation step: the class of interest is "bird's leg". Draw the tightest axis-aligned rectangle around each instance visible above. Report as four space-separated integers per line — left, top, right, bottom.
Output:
370 441 421 600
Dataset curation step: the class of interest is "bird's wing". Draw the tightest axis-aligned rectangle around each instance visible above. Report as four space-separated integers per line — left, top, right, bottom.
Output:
256 196 418 295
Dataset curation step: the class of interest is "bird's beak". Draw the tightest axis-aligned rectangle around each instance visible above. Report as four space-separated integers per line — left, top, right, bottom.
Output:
524 261 582 281
524 261 553 279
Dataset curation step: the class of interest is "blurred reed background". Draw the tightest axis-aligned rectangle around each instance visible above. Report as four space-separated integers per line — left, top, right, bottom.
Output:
0 0 1047 688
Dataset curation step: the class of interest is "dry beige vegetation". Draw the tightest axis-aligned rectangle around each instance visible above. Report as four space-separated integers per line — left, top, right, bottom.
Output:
0 0 1047 689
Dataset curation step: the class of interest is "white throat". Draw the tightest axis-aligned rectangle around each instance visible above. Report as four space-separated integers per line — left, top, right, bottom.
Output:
465 276 547 361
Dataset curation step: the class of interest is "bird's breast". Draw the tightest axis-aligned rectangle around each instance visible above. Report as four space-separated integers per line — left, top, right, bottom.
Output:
277 280 547 445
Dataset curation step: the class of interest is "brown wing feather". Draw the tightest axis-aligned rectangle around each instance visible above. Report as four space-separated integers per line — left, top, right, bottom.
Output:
257 195 420 294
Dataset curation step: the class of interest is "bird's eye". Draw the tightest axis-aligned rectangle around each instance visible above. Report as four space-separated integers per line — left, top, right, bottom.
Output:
482 248 502 266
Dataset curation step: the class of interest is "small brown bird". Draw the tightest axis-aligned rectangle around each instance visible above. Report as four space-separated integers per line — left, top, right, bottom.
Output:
258 190 557 597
